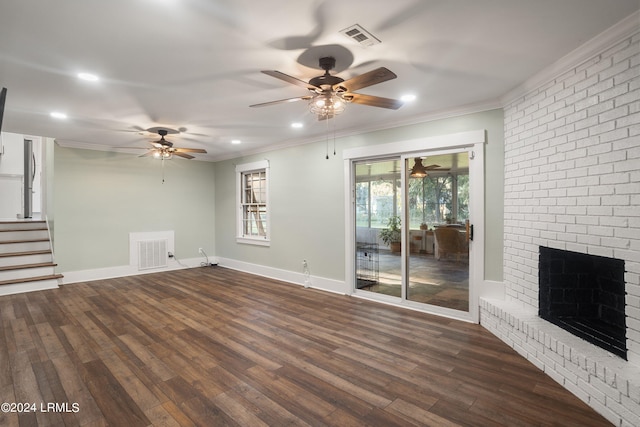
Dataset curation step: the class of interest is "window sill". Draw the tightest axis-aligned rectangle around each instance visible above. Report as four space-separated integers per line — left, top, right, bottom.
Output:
236 237 270 247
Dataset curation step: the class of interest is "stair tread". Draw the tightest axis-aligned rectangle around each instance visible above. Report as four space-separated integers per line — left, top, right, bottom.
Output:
0 220 58 286
0 250 52 258
0 227 48 232
0 238 50 244
0 274 63 286
0 221 46 225
0 262 57 272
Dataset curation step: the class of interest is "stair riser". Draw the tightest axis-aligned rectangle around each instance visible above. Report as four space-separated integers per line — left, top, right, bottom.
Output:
0 222 47 231
0 279 59 296
0 229 49 242
0 241 51 253
0 266 56 282
0 254 53 267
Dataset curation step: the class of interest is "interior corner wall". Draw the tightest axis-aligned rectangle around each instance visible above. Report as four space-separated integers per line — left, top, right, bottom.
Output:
214 108 504 285
52 145 215 273
44 137 55 241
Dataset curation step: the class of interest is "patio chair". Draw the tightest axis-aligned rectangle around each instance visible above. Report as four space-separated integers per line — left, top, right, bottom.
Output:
434 227 467 261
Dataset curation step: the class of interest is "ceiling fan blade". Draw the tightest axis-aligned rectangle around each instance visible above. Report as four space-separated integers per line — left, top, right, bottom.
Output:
173 152 195 159
346 93 404 110
261 70 320 91
422 164 451 171
337 67 397 92
250 95 312 108
175 148 207 154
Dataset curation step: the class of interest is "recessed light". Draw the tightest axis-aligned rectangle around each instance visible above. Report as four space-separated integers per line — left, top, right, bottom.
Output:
77 72 99 82
401 94 417 102
50 112 67 119
231 139 241 145
291 122 303 128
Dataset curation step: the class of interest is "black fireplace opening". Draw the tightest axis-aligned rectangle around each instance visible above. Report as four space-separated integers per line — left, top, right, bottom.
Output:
539 246 627 360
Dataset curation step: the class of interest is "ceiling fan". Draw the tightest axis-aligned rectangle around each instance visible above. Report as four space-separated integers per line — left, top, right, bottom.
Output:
409 158 450 177
138 129 207 159
250 56 404 119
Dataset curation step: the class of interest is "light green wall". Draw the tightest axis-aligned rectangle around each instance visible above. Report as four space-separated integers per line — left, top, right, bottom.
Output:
215 108 504 282
53 146 215 272
51 109 503 280
214 141 346 280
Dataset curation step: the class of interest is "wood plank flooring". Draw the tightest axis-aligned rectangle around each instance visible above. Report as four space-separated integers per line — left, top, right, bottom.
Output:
0 267 611 426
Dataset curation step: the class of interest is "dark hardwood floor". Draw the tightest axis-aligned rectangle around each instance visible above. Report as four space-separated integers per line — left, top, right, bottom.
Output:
0 267 611 426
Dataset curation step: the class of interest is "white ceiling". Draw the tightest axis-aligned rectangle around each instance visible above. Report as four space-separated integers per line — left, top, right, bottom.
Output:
1 0 639 161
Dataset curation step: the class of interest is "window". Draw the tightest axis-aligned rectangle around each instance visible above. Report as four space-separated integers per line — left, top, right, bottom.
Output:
236 160 270 246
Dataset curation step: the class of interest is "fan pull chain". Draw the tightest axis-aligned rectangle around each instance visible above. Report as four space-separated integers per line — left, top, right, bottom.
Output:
325 117 330 159
332 116 336 156
161 158 166 184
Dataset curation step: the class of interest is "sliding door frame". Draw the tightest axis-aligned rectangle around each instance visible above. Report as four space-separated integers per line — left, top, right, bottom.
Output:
343 130 486 323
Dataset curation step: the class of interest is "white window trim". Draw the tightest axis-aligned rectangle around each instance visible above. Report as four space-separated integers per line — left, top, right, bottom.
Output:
236 160 270 246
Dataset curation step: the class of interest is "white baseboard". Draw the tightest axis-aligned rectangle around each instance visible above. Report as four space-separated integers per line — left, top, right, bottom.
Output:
60 257 203 284
216 257 347 295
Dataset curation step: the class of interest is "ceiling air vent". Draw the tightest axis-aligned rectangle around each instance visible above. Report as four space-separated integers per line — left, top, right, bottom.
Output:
340 24 381 47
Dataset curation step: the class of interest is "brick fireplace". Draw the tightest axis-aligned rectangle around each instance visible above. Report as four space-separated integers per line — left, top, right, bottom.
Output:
538 246 627 359
481 21 639 427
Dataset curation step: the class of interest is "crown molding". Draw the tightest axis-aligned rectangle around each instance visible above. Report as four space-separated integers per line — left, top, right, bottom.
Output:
501 10 640 106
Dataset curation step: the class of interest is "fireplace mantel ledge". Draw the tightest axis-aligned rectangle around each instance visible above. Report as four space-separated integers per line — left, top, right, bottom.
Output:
480 297 640 425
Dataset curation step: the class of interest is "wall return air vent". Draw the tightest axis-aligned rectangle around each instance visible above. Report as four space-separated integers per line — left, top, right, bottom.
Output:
137 239 168 270
129 230 174 271
340 24 381 47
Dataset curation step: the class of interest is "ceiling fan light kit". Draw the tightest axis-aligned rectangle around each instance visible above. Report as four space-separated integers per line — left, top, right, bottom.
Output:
410 157 428 178
309 92 346 119
410 158 450 177
153 150 173 160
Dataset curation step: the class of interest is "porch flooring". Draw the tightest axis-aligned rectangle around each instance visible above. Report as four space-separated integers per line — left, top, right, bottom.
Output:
358 250 469 311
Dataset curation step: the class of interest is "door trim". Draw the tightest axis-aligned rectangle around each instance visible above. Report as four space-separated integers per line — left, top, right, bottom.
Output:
343 130 486 323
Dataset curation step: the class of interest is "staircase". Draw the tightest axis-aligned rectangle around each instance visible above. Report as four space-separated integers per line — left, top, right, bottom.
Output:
0 220 62 296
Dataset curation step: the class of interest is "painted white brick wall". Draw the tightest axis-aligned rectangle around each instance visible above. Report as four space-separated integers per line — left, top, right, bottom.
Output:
503 30 640 362
494 29 640 426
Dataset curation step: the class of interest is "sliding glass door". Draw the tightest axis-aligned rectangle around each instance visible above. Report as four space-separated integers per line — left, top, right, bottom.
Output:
405 153 470 312
352 149 475 319
354 158 402 297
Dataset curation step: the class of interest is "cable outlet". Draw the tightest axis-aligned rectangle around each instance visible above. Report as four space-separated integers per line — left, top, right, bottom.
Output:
168 252 174 258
